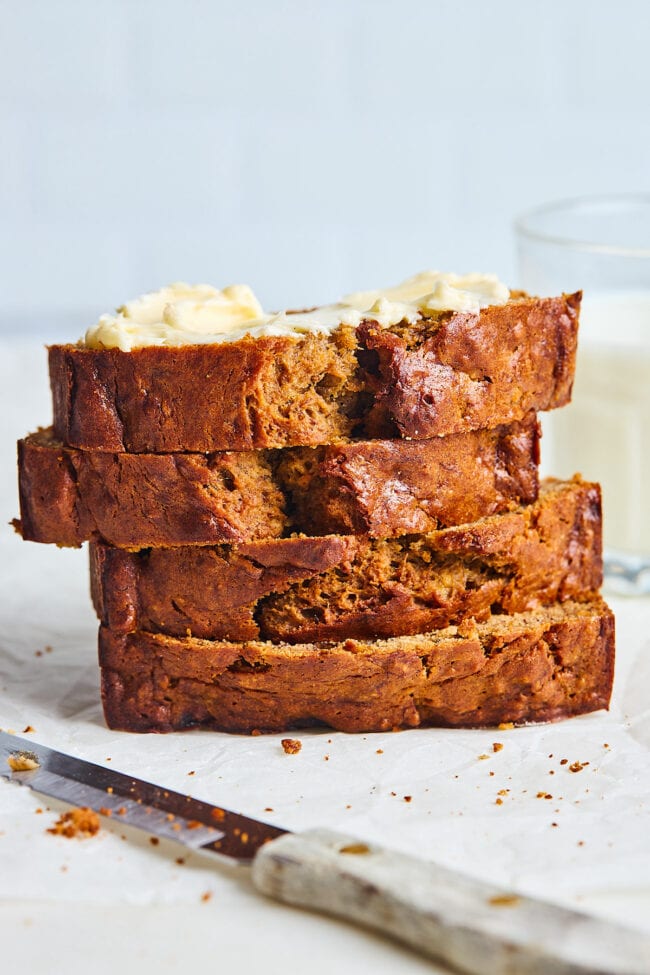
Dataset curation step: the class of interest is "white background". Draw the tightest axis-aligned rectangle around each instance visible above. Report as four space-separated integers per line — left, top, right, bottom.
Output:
2 0 650 339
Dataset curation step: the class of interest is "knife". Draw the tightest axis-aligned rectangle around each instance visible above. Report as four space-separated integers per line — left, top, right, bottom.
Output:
1 732 648 975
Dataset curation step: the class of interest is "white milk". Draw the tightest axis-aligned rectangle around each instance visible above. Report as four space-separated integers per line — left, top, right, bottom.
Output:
543 292 650 555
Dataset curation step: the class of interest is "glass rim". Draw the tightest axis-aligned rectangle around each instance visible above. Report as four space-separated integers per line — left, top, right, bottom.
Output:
514 193 650 258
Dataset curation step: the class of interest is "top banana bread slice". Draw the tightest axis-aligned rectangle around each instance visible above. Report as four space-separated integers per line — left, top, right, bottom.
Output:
49 293 580 452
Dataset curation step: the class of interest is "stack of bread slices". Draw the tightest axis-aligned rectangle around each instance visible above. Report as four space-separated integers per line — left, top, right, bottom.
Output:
16 274 614 734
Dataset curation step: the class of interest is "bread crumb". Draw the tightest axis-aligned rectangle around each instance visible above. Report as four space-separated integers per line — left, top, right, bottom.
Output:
488 894 520 907
536 792 553 800
22 725 35 734
149 837 159 846
492 742 503 753
47 808 100 839
497 722 514 731
560 758 568 765
7 751 40 771
45 645 53 653
188 770 195 776
376 748 384 754
497 789 509 796
281 738 302 755
569 761 589 773
495 798 503 805
201 891 212 903
403 795 412 803
175 857 185 865
264 807 273 812
478 754 490 761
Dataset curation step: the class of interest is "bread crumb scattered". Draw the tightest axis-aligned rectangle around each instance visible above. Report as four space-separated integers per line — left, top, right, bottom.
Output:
47 808 100 839
376 748 384 754
492 742 503 753
22 726 35 734
569 761 589 773
488 894 520 907
263 807 273 813
149 837 159 846
281 738 302 755
201 891 212 903
403 795 412 803
7 751 40 772
478 754 490 761
176 857 185 865
188 770 195 776
497 722 514 731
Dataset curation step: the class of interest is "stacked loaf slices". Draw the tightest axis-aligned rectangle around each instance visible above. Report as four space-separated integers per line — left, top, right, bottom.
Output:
15 276 614 733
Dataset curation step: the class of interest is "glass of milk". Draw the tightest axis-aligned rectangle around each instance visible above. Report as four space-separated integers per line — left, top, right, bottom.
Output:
515 194 650 596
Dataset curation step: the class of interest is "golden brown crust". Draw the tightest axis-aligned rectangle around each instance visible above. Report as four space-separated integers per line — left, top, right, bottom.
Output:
99 599 614 733
49 294 580 452
16 417 539 547
89 479 602 642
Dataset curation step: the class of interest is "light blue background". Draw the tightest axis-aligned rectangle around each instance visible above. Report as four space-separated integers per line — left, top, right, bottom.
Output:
2 0 649 339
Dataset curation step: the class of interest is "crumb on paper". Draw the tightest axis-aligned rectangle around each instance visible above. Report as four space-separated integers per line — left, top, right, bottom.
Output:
376 748 384 754
35 808 43 815
47 808 100 839
176 857 185 865
403 795 412 803
201 891 212 903
45 645 53 653
537 792 553 800
478 754 490 761
7 751 40 772
281 738 302 755
497 722 514 731
495 798 503 805
263 807 273 813
188 770 195 776
22 725 35 734
149 837 159 846
488 894 520 907
323 755 329 761
569 761 589 773
560 758 568 765
492 742 503 753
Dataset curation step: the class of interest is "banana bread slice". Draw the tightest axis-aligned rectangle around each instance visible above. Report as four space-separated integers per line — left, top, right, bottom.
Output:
50 293 579 452
99 598 614 733
16 416 539 547
89 479 602 642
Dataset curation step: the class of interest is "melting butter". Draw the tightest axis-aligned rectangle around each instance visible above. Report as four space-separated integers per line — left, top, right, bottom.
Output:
83 272 510 351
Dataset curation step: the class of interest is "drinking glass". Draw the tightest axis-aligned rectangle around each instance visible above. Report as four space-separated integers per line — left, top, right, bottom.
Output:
515 194 650 596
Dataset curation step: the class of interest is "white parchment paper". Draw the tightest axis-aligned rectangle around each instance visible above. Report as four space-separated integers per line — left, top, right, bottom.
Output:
1 342 649 974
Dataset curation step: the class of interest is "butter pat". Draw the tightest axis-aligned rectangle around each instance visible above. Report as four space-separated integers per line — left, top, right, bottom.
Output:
83 272 510 351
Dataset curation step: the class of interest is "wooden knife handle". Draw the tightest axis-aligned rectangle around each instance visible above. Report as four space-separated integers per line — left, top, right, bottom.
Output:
252 828 650 975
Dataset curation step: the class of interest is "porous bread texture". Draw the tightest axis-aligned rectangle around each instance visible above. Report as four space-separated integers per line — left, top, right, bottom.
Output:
49 293 580 452
99 599 614 734
16 416 539 548
89 479 602 643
